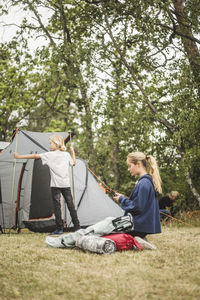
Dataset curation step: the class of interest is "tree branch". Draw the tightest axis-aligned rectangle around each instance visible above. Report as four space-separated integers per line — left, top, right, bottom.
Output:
58 0 71 44
24 0 56 46
101 2 177 133
156 22 200 45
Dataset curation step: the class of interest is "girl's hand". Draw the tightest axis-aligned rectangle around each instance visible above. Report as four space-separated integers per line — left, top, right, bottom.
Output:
113 192 122 203
14 152 20 159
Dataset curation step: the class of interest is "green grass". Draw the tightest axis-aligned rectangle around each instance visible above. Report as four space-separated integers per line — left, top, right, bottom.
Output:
0 222 200 300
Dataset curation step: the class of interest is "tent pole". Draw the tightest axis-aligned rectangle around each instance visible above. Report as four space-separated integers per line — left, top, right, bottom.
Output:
0 204 5 234
0 179 5 233
69 131 76 207
9 128 19 233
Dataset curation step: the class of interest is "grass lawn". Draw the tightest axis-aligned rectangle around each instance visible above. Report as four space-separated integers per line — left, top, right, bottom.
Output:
0 222 199 300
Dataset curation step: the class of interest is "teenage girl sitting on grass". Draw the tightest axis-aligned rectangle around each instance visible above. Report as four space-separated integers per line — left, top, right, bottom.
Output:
113 152 162 249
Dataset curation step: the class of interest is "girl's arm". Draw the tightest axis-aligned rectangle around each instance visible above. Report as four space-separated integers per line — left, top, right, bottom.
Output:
14 152 40 159
119 181 150 213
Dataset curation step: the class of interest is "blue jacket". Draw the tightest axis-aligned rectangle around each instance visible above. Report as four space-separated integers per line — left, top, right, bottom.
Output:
119 174 161 234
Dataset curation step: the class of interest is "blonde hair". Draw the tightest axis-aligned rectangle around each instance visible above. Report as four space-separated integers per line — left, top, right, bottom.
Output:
127 152 162 194
169 191 179 200
49 135 66 151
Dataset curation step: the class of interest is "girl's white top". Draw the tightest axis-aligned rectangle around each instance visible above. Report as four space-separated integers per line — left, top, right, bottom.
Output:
40 150 73 187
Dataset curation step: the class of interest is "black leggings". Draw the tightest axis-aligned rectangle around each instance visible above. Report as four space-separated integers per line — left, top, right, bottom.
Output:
126 230 147 239
51 187 80 230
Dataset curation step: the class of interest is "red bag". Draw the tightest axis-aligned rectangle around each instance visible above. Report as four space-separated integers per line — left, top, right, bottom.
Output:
102 233 142 251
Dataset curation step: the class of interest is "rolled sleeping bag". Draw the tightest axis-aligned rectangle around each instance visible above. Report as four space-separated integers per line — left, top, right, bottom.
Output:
75 235 116 254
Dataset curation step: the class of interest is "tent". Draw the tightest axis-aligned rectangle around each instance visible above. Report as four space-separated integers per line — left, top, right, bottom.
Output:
0 130 123 232
0 141 10 151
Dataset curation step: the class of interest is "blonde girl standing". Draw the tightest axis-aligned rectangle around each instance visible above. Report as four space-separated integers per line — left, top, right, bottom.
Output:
14 135 80 235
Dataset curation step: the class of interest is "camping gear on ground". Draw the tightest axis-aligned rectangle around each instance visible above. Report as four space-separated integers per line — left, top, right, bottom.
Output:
0 130 123 232
46 229 86 248
75 235 116 254
81 215 133 235
102 233 142 251
45 215 134 248
111 214 134 232
134 236 157 250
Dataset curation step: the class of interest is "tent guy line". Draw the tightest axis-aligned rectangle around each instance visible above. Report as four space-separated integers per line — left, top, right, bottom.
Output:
160 211 192 227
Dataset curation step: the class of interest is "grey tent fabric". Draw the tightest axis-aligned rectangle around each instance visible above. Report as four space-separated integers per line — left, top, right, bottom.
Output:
0 142 9 151
45 215 133 248
0 130 123 232
75 236 116 254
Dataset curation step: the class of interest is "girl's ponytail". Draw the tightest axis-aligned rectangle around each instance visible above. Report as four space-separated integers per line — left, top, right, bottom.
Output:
146 155 162 194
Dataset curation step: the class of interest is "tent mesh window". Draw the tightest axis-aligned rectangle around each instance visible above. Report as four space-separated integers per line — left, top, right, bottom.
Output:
29 159 53 219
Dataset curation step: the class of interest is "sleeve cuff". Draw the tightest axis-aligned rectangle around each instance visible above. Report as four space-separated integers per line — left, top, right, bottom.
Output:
119 196 124 203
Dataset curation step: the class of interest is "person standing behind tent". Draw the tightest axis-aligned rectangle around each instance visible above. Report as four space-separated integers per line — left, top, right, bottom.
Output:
113 152 161 248
14 135 80 235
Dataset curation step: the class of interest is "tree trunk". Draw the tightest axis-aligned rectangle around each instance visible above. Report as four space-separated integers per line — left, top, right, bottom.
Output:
172 0 200 95
185 172 200 206
172 0 200 204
